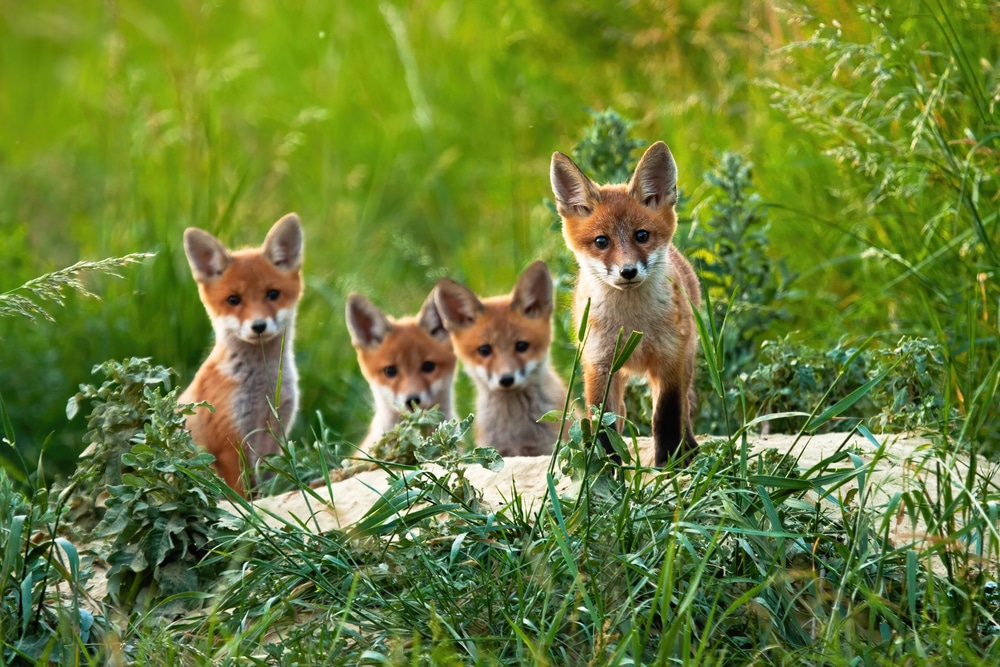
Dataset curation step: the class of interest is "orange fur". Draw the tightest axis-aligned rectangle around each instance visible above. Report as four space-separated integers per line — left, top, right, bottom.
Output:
179 213 304 495
551 142 701 465
346 290 457 450
435 261 567 456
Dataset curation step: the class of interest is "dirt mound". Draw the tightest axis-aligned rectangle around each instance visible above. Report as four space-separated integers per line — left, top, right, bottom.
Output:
248 432 945 538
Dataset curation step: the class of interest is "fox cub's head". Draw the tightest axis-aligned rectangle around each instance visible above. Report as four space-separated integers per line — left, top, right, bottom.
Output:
184 213 304 344
551 141 679 291
346 290 457 414
434 261 554 393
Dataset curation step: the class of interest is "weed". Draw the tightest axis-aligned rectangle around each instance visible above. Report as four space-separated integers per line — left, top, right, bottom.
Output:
64 358 235 616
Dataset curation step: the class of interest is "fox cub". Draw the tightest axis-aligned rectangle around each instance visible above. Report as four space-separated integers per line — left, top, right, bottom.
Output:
434 261 566 457
550 142 701 466
346 290 457 451
180 213 304 495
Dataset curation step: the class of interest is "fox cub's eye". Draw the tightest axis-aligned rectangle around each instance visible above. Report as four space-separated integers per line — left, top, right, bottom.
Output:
634 230 650 244
515 341 529 353
594 236 610 249
421 361 436 373
383 366 398 378
477 344 492 357
266 289 280 301
226 295 241 306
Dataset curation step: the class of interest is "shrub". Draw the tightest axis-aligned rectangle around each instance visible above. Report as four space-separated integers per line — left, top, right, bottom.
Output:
64 358 236 615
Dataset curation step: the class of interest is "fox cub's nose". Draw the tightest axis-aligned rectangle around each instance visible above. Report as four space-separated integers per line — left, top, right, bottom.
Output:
251 321 268 334
499 375 515 388
406 394 422 410
620 266 638 280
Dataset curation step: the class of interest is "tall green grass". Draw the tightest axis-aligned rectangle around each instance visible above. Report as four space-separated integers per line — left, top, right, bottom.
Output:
0 0 825 478
1 2 999 661
5 341 998 664
764 0 1000 448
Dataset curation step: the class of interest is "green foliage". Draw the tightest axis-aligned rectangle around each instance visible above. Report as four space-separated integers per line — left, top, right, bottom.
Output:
254 410 352 496
62 358 176 531
765 1 1000 447
369 409 501 511
162 420 1000 664
743 335 871 433
0 471 97 664
65 358 234 615
568 109 648 186
369 407 459 465
683 152 799 433
868 336 954 433
742 335 951 436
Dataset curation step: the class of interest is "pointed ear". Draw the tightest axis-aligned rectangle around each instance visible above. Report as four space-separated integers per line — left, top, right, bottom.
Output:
628 142 678 210
416 289 450 343
346 294 392 348
183 228 233 282
550 152 600 218
263 213 304 271
433 279 484 331
510 260 554 320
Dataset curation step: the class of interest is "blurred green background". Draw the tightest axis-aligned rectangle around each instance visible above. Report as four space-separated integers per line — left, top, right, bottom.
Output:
1 1 997 478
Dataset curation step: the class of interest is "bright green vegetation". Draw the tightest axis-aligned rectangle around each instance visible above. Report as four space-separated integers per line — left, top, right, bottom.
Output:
1 0 999 664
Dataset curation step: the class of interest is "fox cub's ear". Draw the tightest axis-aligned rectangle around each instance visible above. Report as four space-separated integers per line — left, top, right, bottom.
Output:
628 142 678 210
263 213 304 272
433 279 484 331
184 228 233 283
346 294 392 348
416 289 450 343
510 260 554 320
550 152 601 218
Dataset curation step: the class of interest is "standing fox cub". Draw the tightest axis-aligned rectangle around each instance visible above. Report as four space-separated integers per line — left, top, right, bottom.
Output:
180 213 304 496
434 261 566 457
551 142 701 466
346 290 457 451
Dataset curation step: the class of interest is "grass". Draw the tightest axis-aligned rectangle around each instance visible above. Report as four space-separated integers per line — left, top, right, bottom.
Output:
0 0 836 476
2 0 1000 664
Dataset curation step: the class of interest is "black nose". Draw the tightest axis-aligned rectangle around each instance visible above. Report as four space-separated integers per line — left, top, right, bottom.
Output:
620 266 638 280
406 394 422 410
251 321 267 334
499 375 515 388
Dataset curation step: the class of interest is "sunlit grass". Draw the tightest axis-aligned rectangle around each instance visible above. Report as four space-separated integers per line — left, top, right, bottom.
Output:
1 2 999 661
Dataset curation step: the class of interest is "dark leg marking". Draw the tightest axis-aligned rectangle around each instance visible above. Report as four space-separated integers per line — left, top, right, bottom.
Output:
653 387 686 467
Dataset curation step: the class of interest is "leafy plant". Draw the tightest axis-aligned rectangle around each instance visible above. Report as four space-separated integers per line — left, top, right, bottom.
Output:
405 413 503 511
868 336 954 434
368 406 458 465
65 358 235 615
682 152 799 433
742 335 871 433
742 334 951 436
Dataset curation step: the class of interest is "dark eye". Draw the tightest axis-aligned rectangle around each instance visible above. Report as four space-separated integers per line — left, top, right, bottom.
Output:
515 341 529 353
635 230 650 244
226 295 241 306
477 344 492 357
594 236 610 249
383 366 398 378
266 289 280 301
421 361 436 373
